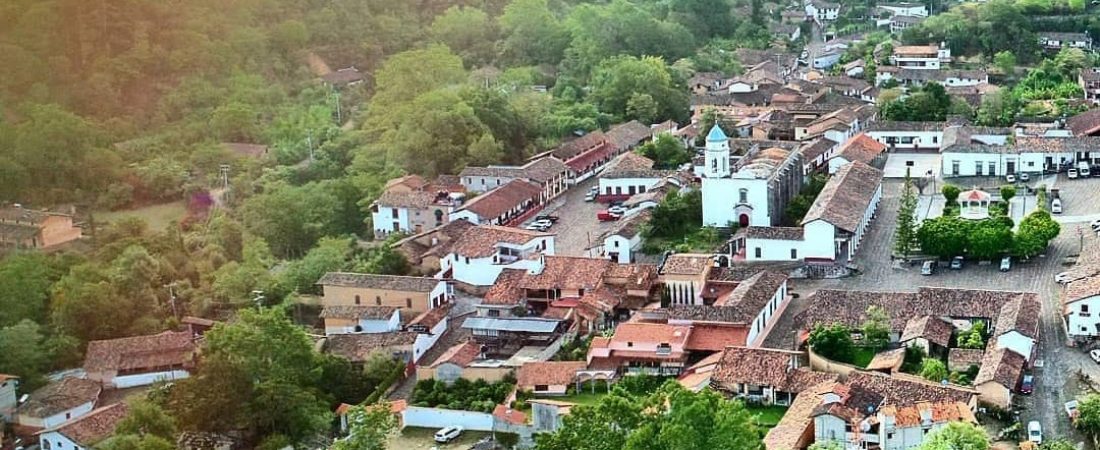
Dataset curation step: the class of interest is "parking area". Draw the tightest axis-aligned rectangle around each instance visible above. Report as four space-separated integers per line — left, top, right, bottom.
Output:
522 176 623 256
759 178 1100 445
386 427 493 450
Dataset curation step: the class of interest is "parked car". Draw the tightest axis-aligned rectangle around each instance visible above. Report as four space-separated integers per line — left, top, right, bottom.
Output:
1020 172 1030 182
1080 161 1092 177
1091 349 1100 363
1091 218 1100 230
921 260 935 275
524 223 549 232
1027 421 1042 445
435 426 464 443
608 205 628 216
597 210 620 221
1055 271 1074 284
530 219 554 229
1000 256 1011 272
535 215 560 223
1069 168 1079 179
584 188 598 202
950 256 964 270
801 50 809 59
1051 198 1063 214
1006 173 1016 183
1020 373 1034 394
1067 400 1080 422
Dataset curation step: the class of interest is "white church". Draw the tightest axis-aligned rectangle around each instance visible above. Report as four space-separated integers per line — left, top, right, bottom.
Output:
701 125 804 228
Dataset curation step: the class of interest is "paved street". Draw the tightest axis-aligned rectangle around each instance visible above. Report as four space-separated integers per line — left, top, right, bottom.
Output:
529 176 622 256
760 178 1100 446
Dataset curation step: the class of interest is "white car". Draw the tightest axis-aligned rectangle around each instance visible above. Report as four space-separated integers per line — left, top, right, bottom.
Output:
1020 172 1030 182
1006 173 1016 183
1027 421 1042 445
1069 168 1079 179
434 426 464 443
1051 198 1063 214
1091 349 1100 364
607 205 627 216
1090 219 1100 230
524 223 548 232
1055 272 1073 284
530 219 554 229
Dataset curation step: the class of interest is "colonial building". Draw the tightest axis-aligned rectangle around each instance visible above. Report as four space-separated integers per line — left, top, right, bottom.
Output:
83 331 195 388
370 175 465 238
890 44 951 70
448 179 544 226
458 156 569 201
317 272 452 316
440 225 555 288
701 125 804 228
37 403 129 450
16 377 101 430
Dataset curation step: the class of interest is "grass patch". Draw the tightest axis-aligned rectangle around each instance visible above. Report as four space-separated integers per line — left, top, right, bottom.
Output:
534 390 608 407
746 404 789 428
851 347 878 368
96 201 186 231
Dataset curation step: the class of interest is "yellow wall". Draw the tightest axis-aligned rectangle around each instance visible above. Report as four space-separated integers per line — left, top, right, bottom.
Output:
322 285 432 315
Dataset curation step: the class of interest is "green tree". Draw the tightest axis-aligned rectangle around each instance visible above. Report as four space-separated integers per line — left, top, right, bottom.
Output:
999 186 1016 202
917 216 971 260
919 359 948 382
1076 393 1100 435
96 434 175 450
330 405 397 450
429 6 496 67
895 172 919 258
917 421 990 450
808 323 854 362
942 184 961 203
1040 439 1078 450
957 321 986 349
0 320 52 389
968 220 1013 260
993 51 1017 77
277 237 354 296
809 442 845 450
499 0 570 66
588 56 689 123
862 306 891 350
114 397 178 440
0 252 57 327
637 135 692 169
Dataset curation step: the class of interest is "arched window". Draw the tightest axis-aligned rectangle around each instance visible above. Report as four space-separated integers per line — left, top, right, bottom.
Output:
354 295 361 305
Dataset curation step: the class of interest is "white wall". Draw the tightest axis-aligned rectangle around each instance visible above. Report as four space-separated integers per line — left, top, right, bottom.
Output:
604 234 640 264
401 406 495 431
746 281 789 346
26 402 96 429
413 317 449 364
372 206 410 235
113 370 189 388
449 209 483 225
703 177 770 227
449 236 554 286
803 220 838 260
744 238 805 261
1066 295 1100 338
599 177 661 197
462 175 514 193
40 430 85 450
867 130 943 150
994 332 1034 362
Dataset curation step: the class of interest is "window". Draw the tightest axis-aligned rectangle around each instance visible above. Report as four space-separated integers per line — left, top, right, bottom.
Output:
487 309 500 317
656 343 672 355
496 179 501 186
952 160 960 175
755 247 762 258
988 162 996 176
791 249 798 259
355 295 361 305
975 161 983 175
613 241 619 248
932 136 938 144
712 159 718 170
406 298 412 308
1083 304 1090 313
739 188 748 203
66 412 71 419
534 384 549 392
627 342 634 347
375 296 382 305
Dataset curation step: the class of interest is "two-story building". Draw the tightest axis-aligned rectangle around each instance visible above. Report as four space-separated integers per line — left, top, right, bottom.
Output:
0 205 82 249
449 179 544 226
441 225 555 288
458 156 570 201
37 403 129 450
370 179 464 238
805 0 840 21
317 272 452 316
890 44 950 69
701 126 805 228
1081 68 1100 104
1063 274 1100 339
866 121 945 151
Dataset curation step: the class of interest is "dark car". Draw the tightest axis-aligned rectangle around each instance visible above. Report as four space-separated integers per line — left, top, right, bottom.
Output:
535 215 560 223
1020 373 1034 394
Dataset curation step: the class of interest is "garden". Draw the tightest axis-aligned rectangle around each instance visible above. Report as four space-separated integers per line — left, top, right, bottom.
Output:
411 376 516 413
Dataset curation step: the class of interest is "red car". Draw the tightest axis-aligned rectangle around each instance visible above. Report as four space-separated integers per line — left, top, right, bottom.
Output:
1019 373 1034 395
597 210 620 222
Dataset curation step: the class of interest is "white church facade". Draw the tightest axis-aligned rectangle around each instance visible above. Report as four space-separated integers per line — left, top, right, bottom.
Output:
701 125 804 228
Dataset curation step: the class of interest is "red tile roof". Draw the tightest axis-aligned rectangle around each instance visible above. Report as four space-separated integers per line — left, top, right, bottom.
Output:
834 133 886 165
83 331 195 373
684 324 748 351
517 361 587 388
458 179 543 220
42 403 128 447
429 340 482 368
451 225 552 258
520 256 612 291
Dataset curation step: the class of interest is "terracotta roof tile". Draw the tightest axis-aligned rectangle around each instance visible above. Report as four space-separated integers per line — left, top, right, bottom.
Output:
764 381 837 450
711 347 836 392
317 273 442 292
520 256 612 291
457 179 542 219
517 361 586 387
801 161 883 232
408 304 450 330
899 316 954 347
834 133 886 165
18 377 102 418
661 253 713 276
482 268 527 305
846 372 976 405
429 340 482 368
947 348 984 372
319 305 398 320
865 348 906 372
325 332 417 362
1068 109 1100 136
606 121 653 151
84 331 195 373
974 346 1026 388
451 225 552 258
994 294 1041 340
44 403 128 447
684 324 749 351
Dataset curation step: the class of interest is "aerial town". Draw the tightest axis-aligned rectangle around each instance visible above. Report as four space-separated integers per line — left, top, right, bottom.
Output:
2 0 1100 449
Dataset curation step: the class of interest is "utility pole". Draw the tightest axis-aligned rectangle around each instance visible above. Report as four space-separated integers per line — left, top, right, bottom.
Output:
219 163 230 204
167 282 179 319
333 90 342 124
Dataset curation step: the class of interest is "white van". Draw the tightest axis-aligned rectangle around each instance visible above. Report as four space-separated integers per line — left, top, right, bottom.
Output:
1079 161 1091 177
1051 198 1063 214
434 426 464 443
1069 168 1079 179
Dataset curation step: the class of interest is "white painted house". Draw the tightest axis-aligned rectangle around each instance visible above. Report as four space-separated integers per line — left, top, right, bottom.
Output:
16 377 101 430
591 210 650 264
891 43 950 69
441 225 555 287
320 306 402 335
806 0 840 20
866 121 945 151
0 374 17 422
83 331 194 389
1063 275 1100 340
37 403 128 450
878 2 928 16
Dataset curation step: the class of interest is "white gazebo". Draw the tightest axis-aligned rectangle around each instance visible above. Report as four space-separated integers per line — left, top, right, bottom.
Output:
957 188 991 220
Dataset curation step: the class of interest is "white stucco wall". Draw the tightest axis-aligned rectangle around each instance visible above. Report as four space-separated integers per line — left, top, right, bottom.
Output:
1066 295 1100 338
867 130 943 150
448 236 554 286
462 175 514 193
373 206 410 234
599 177 661 197
603 234 640 264
40 430 84 450
23 402 96 429
448 209 483 225
113 370 190 388
703 177 770 227
994 332 1034 362
401 406 495 431
802 220 838 260
744 237 805 261
412 317 449 364
746 281 788 346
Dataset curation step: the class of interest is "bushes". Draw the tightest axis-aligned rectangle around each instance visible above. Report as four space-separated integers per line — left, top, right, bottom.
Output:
809 323 854 362
411 378 515 413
